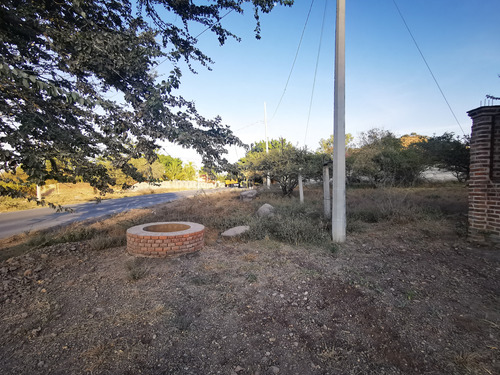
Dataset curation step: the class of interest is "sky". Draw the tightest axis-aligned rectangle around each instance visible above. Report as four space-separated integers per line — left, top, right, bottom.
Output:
155 0 500 166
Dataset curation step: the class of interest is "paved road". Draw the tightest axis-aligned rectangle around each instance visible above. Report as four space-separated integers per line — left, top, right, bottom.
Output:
0 189 206 240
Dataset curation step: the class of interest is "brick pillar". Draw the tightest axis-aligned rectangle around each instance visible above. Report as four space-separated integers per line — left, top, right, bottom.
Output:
467 105 500 245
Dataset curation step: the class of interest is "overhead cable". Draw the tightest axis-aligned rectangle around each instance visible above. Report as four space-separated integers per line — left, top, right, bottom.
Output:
392 0 465 135
269 0 316 124
304 0 328 146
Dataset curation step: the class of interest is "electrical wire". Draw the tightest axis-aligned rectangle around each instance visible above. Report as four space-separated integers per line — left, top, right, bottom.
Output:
392 0 465 136
269 0 316 124
304 0 328 146
155 9 235 69
234 120 263 132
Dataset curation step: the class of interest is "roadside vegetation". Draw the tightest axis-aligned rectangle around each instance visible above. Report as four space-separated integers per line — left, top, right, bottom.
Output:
0 153 205 212
0 182 185 212
1 183 468 261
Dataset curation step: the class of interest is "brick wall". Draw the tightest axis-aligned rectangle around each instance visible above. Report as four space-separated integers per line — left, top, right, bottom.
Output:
467 105 500 245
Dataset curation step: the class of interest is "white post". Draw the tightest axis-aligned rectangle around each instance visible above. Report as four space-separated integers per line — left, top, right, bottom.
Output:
264 102 271 189
332 0 346 242
36 185 42 201
323 164 331 219
298 173 304 204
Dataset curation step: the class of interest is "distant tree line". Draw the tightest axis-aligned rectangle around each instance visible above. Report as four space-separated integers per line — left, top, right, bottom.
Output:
233 129 470 196
1 153 199 199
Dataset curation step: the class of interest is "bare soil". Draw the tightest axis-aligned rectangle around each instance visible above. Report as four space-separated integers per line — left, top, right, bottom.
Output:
0 188 499 375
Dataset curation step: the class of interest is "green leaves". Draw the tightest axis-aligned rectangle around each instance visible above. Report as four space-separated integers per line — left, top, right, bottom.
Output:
0 0 293 200
239 138 318 196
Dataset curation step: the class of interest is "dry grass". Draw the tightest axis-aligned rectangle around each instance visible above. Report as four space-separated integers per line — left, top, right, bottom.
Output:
0 182 184 212
1 184 469 261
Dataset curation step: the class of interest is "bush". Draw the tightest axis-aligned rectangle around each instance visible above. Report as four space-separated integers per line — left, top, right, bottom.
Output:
347 130 426 187
246 200 330 245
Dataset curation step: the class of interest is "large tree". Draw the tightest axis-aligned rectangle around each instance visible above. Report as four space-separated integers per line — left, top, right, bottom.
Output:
416 133 470 182
239 138 321 196
0 0 293 198
347 129 427 187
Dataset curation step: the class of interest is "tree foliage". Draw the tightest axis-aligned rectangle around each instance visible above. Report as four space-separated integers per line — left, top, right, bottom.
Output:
0 0 293 198
416 133 470 182
317 133 354 156
239 139 320 196
158 154 196 181
347 129 426 187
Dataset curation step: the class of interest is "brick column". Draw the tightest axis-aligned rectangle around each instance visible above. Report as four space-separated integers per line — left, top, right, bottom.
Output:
467 105 500 245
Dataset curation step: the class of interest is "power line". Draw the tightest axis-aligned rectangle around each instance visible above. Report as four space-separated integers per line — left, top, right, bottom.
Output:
392 0 465 136
269 0 316 124
234 120 263 132
304 0 328 146
155 9 235 69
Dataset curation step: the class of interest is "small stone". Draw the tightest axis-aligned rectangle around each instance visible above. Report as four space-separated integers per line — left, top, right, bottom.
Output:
240 189 258 201
31 327 41 337
37 361 45 368
24 269 33 277
270 366 280 374
20 312 28 319
221 226 250 237
235 366 244 372
40 254 49 259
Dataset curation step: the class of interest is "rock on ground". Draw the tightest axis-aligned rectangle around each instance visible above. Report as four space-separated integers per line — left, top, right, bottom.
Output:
240 190 258 201
221 226 250 237
256 203 275 218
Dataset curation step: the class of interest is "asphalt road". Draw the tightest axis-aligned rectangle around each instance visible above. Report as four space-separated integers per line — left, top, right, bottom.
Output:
0 189 205 241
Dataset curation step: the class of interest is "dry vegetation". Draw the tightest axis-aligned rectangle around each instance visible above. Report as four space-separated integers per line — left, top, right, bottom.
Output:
0 184 499 375
0 182 183 212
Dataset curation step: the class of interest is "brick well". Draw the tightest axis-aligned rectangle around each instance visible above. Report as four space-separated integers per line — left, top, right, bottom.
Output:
127 221 205 257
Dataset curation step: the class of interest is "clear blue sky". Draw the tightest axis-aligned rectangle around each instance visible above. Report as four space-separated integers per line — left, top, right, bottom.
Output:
156 0 500 166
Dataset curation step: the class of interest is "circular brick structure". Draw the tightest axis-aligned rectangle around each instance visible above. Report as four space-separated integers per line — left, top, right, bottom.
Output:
127 221 205 257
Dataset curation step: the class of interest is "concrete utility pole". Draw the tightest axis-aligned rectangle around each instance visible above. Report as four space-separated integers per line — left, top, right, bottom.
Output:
323 162 331 219
298 172 304 204
264 102 271 189
332 0 346 242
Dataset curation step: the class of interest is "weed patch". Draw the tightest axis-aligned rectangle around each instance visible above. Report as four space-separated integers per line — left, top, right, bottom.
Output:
125 258 147 281
89 235 126 251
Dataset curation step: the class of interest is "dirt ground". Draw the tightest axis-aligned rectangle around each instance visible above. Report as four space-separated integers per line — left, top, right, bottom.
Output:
0 188 499 375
